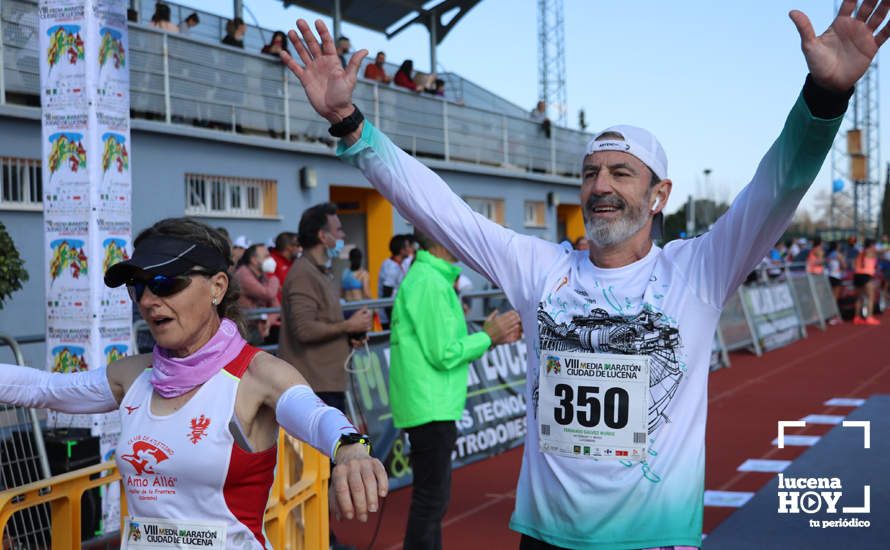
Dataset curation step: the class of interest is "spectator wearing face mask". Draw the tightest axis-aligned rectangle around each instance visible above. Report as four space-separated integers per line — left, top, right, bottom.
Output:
279 203 373 414
235 244 280 344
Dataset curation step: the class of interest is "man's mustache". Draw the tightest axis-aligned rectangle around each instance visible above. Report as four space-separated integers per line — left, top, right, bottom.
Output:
585 195 626 211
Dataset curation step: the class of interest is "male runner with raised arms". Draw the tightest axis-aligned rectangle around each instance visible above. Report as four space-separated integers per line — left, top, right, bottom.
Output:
281 1 889 547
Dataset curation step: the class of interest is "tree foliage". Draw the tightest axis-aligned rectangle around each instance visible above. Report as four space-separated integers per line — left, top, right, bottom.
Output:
0 221 29 310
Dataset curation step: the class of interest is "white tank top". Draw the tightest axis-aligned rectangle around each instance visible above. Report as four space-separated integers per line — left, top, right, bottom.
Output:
116 345 276 549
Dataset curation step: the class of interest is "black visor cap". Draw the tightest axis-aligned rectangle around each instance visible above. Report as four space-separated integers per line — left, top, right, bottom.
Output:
104 235 229 288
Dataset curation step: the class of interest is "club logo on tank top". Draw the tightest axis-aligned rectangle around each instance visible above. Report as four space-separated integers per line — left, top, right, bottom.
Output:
188 414 211 444
121 436 178 500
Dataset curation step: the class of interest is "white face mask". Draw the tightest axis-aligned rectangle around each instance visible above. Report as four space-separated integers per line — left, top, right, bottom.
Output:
261 257 277 274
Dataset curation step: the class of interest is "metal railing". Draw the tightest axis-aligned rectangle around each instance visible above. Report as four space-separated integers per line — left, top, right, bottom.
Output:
1 0 589 178
129 0 531 118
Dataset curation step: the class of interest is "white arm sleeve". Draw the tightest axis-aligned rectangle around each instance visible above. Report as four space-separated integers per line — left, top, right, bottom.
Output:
337 121 565 311
275 384 356 459
0 363 118 413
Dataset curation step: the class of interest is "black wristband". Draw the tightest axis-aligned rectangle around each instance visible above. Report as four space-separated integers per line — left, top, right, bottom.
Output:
328 105 364 137
333 433 372 463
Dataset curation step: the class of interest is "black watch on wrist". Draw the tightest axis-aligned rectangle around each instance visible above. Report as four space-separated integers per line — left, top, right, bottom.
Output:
334 432 372 463
328 105 364 137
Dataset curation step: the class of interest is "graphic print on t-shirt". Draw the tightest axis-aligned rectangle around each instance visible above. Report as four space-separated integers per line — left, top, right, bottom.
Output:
535 279 683 436
121 435 178 500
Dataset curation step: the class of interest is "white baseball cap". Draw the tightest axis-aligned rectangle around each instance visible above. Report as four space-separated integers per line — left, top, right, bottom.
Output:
233 235 250 249
584 125 668 180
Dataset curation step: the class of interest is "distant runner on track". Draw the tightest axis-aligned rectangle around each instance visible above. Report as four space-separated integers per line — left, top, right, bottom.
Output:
281 1 889 547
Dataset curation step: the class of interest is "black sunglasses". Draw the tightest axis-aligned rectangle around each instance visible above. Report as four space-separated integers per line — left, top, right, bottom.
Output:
127 270 215 302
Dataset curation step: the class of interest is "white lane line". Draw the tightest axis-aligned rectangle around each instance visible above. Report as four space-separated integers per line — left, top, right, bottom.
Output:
801 414 845 425
737 459 792 473
704 490 754 508
771 435 821 446
824 398 865 407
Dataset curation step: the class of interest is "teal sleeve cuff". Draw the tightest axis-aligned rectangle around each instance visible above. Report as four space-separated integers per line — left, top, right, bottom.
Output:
464 330 493 363
336 120 376 159
777 92 845 195
793 90 846 126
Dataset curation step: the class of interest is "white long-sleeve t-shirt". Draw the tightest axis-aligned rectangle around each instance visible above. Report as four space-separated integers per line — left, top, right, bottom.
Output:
338 89 842 548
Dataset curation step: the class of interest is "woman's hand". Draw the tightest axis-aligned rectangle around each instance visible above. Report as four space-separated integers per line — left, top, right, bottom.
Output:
331 444 388 522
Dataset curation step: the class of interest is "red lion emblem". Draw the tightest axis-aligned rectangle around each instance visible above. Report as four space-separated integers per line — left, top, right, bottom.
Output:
189 415 211 444
120 441 170 475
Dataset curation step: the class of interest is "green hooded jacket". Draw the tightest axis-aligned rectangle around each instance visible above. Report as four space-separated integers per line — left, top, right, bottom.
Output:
389 250 492 428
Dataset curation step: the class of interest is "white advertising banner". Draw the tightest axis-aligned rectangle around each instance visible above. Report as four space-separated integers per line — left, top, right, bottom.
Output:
39 0 131 534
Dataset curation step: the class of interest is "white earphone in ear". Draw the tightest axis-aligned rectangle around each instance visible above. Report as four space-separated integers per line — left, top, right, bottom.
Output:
651 196 661 212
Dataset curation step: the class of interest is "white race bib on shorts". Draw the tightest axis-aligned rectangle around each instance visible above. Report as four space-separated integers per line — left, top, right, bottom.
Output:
538 351 649 460
121 517 226 549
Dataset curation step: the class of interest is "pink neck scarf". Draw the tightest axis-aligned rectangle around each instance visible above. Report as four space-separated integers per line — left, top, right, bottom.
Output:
151 318 246 398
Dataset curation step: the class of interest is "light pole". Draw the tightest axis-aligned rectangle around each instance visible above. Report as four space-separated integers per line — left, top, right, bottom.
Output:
703 168 713 228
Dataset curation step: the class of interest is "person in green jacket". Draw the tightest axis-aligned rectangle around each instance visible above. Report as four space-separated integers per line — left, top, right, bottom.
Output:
390 230 521 550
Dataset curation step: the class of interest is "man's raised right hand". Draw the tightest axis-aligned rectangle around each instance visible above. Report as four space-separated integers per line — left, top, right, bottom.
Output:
281 19 367 125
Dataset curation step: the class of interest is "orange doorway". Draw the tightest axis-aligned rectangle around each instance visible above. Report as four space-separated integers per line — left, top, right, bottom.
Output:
330 186 393 297
557 204 584 244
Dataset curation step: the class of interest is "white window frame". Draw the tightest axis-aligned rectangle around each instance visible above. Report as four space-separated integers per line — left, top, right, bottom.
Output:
185 173 275 218
0 157 43 211
524 200 547 228
464 196 505 225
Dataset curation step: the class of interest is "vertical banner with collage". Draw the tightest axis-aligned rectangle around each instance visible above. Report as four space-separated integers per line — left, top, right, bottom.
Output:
39 0 130 535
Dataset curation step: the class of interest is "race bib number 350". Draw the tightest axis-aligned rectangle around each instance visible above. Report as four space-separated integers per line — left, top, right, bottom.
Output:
538 351 648 460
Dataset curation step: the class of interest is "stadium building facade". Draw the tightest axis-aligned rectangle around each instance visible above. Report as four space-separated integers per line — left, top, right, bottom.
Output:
0 0 588 366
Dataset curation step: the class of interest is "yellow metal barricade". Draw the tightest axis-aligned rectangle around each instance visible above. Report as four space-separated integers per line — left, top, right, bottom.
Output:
0 430 329 549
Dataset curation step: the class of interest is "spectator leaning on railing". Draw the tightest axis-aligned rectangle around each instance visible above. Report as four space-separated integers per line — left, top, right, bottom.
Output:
262 31 289 56
178 11 200 34
364 51 392 84
530 100 551 139
222 17 246 49
150 2 178 33
394 59 422 92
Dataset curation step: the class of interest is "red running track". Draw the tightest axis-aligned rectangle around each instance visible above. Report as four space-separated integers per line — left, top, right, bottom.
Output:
334 319 890 549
